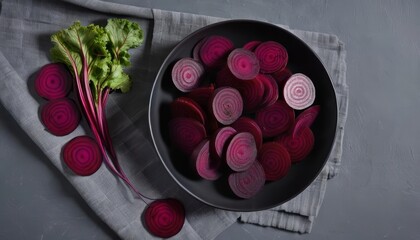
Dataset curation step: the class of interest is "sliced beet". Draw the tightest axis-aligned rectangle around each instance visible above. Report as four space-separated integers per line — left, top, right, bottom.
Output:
210 126 237 160
210 87 243 125
276 127 314 163
191 139 221 180
215 66 238 87
171 57 204 92
170 97 206 124
35 63 73 100
257 74 279 108
227 48 260 80
254 41 288 73
169 118 206 156
199 35 234 69
40 98 81 136
228 161 265 199
143 198 185 238
232 76 264 113
243 40 262 51
255 100 295 138
226 132 257 172
185 84 215 110
62 136 102 176
258 142 291 181
292 105 320 139
272 67 292 86
192 38 206 61
230 117 263 150
283 73 316 110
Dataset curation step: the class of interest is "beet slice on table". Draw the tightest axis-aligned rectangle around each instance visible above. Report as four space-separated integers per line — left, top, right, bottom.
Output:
35 63 73 100
40 98 81 136
62 135 102 176
143 198 185 238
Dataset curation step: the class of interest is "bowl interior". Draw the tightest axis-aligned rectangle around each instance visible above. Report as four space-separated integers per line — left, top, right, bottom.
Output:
149 20 337 211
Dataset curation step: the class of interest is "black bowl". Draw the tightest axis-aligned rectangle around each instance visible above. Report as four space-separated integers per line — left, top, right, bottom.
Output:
148 20 337 211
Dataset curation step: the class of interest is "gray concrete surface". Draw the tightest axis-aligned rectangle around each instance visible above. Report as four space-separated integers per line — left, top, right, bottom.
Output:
1 0 420 239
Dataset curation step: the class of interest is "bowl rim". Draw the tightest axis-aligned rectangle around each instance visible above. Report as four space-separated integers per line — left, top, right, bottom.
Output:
148 19 338 211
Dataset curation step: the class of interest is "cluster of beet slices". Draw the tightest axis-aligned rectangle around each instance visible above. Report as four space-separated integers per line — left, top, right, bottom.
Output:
169 35 320 199
35 63 102 176
36 63 186 238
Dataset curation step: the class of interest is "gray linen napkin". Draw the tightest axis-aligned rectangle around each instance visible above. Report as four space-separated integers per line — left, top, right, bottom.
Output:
0 0 348 239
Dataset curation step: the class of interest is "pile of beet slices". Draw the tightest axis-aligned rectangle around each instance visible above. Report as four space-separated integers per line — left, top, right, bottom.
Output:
169 35 320 199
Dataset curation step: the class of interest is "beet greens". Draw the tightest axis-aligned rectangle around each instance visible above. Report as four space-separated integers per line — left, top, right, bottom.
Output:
50 19 147 197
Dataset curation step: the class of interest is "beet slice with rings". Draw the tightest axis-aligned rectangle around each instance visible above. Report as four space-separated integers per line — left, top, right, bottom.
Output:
227 48 260 80
40 98 81 136
62 136 102 176
276 127 315 163
143 198 185 238
254 41 288 73
170 97 206 125
243 40 262 51
171 57 204 92
169 117 206 156
192 38 206 62
232 76 265 113
210 126 237 160
215 66 238 87
35 63 73 100
226 132 257 172
257 74 279 108
255 100 295 138
230 117 263 150
258 142 291 181
191 139 221 180
228 161 265 199
292 105 320 139
210 87 243 125
283 73 316 110
185 84 215 110
199 35 234 69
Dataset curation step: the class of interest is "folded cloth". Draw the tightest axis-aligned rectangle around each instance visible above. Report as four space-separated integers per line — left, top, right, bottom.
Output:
0 0 348 239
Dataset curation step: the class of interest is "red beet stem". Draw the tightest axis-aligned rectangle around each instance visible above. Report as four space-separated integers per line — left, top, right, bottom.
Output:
40 98 81 136
171 57 204 92
210 87 243 125
255 100 295 138
143 198 185 238
283 73 316 110
62 136 102 176
199 35 234 69
227 48 260 80
35 63 73 100
228 161 265 199
191 139 221 180
258 142 291 181
276 127 314 162
169 118 206 156
254 41 288 73
226 132 257 172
